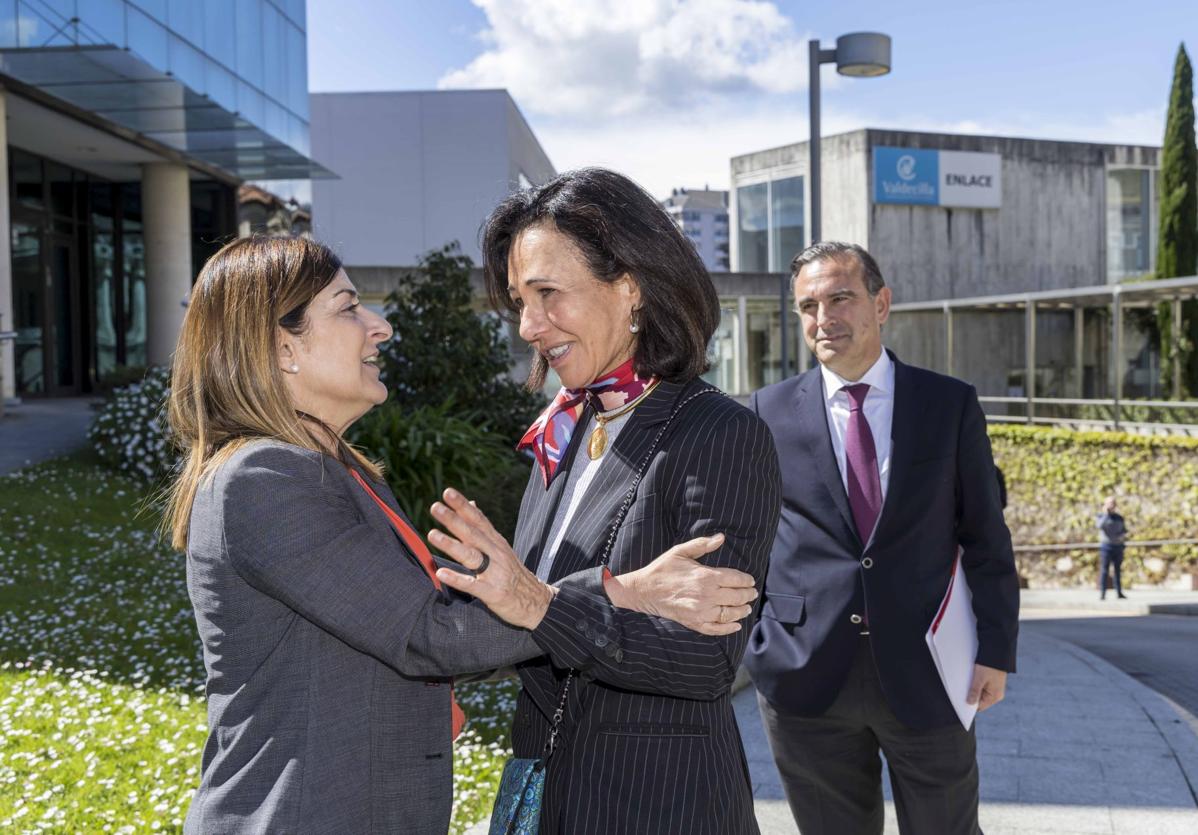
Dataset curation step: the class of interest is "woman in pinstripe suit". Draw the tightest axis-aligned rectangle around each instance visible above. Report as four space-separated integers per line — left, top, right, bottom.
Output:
432 168 782 834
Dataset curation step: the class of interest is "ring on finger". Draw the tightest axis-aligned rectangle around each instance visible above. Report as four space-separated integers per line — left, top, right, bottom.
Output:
718 605 730 624
475 553 490 575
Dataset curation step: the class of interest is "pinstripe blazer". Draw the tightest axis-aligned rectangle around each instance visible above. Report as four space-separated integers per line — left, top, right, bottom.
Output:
184 440 552 835
517 378 782 834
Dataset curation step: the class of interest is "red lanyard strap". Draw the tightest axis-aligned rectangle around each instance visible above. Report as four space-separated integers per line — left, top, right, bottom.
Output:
349 469 443 592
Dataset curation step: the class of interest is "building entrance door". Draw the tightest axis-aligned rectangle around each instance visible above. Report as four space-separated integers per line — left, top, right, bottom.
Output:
10 222 82 396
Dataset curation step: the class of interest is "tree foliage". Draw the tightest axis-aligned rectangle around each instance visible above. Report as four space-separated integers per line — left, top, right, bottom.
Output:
375 242 544 444
1156 43 1198 394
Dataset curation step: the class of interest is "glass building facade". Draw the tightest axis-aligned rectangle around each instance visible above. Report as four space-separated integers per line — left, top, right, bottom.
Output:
0 0 318 178
0 0 320 397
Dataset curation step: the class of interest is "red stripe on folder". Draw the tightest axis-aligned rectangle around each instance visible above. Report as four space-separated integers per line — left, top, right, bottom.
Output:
931 554 960 635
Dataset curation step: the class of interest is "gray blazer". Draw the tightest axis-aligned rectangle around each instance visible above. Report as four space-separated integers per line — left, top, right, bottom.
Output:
183 440 559 834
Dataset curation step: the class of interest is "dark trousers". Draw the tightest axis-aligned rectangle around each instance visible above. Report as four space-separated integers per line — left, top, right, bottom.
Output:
1099 544 1124 596
758 638 980 835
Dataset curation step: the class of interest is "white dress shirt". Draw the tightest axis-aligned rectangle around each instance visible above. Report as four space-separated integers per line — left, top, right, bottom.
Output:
819 349 895 501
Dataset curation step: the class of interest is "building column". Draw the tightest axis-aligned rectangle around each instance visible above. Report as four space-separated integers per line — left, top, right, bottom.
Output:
0 89 14 407
142 162 192 367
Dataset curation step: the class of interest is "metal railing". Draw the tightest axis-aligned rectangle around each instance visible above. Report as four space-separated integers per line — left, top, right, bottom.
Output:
1012 538 1198 553
980 395 1198 434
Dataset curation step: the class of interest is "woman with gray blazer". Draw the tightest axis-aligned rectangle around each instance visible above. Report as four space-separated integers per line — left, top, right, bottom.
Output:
166 236 757 834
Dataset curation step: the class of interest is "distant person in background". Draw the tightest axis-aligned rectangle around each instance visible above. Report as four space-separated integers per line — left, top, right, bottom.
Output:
1097 496 1129 600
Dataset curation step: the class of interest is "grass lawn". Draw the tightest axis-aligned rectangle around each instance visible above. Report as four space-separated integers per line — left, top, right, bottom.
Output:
0 451 515 833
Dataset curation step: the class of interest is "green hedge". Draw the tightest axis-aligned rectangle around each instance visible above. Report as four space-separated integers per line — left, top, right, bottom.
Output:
989 424 1198 586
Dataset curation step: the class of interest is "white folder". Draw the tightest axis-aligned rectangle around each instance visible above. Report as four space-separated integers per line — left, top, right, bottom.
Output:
925 548 979 730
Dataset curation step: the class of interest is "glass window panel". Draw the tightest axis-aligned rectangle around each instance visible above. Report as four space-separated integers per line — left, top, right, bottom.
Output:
127 6 169 69
91 187 119 380
12 222 45 393
736 183 768 272
80 0 125 45
167 0 203 44
203 0 236 68
262 3 286 105
746 303 786 390
264 99 288 143
168 32 206 91
236 80 266 128
284 0 305 29
205 59 238 113
34 0 78 45
129 0 167 22
235 0 263 87
702 306 740 394
1106 169 1151 281
770 176 804 272
50 239 75 388
47 162 74 218
286 21 306 115
16 0 52 46
122 188 147 368
12 150 44 210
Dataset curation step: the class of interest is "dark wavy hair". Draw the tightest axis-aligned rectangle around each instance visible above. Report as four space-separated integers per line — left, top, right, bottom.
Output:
481 167 720 389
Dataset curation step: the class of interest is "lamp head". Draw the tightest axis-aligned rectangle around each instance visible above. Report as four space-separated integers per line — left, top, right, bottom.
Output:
835 32 891 77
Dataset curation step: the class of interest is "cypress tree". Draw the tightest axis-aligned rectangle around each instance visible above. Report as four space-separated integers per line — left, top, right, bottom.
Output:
1156 43 1198 395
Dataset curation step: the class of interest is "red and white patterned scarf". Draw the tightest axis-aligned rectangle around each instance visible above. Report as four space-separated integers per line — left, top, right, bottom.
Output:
517 358 654 487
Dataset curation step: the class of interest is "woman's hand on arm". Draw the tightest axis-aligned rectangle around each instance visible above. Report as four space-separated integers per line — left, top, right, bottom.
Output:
603 535 758 635
429 488 556 631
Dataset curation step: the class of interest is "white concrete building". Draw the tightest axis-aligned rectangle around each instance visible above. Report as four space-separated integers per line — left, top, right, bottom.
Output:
310 90 555 267
730 128 1160 297
661 188 729 271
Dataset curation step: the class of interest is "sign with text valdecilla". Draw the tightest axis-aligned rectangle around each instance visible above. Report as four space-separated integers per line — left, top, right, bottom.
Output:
873 147 1002 209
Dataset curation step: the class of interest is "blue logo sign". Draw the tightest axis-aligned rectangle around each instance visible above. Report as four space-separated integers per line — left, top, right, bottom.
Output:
874 147 938 205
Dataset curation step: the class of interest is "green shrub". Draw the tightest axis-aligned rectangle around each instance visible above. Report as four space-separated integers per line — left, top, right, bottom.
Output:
376 243 545 445
347 401 528 538
88 366 176 483
989 424 1198 584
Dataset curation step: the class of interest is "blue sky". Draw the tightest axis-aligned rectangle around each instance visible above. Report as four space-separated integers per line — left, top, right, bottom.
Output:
307 0 1195 197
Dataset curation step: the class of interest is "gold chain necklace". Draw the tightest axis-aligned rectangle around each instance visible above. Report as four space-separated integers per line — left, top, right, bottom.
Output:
587 380 661 460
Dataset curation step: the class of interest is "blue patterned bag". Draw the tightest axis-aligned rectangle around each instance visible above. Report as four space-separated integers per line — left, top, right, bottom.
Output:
488 757 546 835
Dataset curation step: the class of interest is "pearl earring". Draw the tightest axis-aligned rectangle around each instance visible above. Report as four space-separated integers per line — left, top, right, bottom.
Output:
629 314 640 334
290 364 299 373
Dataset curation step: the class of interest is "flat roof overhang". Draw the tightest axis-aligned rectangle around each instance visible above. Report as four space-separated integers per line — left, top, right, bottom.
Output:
0 45 334 181
889 275 1198 313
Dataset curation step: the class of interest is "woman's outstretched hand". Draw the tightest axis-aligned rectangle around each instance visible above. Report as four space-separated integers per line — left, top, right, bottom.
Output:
605 535 759 636
429 488 554 631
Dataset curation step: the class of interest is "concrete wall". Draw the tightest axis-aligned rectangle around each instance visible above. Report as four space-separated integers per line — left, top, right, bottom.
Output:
865 130 1154 302
311 90 554 266
730 130 871 269
731 129 1161 304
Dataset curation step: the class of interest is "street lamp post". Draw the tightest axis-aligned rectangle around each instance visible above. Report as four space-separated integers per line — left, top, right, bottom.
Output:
808 32 892 245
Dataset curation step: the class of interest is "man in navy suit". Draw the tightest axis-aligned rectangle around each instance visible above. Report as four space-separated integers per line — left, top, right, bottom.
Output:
745 241 1019 834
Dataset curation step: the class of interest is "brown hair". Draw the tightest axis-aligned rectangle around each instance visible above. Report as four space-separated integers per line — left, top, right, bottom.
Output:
164 235 380 550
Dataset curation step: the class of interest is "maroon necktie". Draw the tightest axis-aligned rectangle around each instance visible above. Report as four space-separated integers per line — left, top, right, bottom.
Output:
843 383 883 545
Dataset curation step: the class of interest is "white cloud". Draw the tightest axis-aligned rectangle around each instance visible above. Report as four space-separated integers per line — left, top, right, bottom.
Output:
438 0 811 117
435 0 1175 200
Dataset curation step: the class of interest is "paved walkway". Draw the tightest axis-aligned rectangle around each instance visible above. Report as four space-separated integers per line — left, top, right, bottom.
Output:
737 630 1198 834
1021 588 1198 616
0 397 98 475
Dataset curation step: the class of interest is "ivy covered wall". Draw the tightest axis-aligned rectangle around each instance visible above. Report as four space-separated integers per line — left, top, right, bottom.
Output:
989 425 1198 587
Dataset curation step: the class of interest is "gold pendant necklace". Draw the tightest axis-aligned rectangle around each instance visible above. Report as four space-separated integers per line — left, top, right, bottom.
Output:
587 380 660 461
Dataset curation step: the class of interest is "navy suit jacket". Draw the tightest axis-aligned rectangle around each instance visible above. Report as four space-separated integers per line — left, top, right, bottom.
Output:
744 353 1019 730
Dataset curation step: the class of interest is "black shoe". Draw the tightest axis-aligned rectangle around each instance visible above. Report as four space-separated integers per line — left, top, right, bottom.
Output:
1117 593 1128 599
1100 594 1106 600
